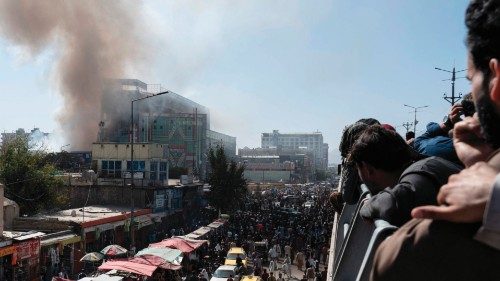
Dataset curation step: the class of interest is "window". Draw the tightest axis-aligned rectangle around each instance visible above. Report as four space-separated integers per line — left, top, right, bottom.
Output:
150 161 158 180
126 161 146 172
101 160 122 178
159 162 168 180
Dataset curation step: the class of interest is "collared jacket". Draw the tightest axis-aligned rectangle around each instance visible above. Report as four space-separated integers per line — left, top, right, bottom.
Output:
360 156 462 226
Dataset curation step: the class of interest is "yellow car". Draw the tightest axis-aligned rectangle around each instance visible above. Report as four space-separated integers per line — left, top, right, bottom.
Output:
241 276 262 281
224 247 247 266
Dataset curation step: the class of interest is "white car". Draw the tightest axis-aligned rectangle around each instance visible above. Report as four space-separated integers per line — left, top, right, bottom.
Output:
210 265 239 281
304 201 314 208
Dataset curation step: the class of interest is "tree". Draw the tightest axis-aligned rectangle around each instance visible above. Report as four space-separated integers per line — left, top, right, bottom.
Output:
315 169 328 181
0 136 67 216
207 146 247 213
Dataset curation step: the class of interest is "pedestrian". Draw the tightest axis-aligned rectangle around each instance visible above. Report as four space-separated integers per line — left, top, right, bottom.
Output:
282 254 292 278
295 251 305 271
306 266 315 281
269 258 276 273
261 268 269 281
268 272 277 281
201 268 209 280
277 273 285 281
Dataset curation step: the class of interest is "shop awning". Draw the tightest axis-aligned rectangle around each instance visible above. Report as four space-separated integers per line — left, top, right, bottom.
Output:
41 233 81 247
13 232 45 241
136 247 183 265
207 220 226 229
129 255 182 271
183 226 211 240
149 237 208 254
98 261 157 277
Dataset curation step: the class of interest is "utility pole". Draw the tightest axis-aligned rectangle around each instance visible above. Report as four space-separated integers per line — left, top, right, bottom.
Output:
130 90 168 250
435 66 467 105
404 104 428 133
402 122 413 133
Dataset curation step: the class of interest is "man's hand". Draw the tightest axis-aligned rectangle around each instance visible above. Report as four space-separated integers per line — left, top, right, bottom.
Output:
449 103 463 124
453 115 494 167
412 162 499 222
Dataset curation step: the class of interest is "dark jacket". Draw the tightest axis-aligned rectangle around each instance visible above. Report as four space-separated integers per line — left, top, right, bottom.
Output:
360 156 462 226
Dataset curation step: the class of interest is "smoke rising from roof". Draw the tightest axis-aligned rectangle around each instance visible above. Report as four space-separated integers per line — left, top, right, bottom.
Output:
0 0 148 150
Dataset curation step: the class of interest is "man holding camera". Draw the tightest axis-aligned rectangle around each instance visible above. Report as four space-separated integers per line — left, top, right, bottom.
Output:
413 93 475 165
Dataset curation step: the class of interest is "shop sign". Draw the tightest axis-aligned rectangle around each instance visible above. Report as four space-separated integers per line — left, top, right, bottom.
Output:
16 239 40 260
0 240 12 248
0 245 15 258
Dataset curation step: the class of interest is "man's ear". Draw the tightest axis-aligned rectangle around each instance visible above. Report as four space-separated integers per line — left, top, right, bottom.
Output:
489 58 500 104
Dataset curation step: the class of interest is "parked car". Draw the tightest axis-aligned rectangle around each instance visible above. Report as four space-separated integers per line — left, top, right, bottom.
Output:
241 276 263 281
210 265 238 281
225 247 247 266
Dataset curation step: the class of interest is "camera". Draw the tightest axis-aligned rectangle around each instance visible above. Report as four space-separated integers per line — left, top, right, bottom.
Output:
460 94 475 117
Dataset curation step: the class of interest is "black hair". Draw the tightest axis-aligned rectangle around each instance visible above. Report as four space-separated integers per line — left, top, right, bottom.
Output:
348 125 419 172
466 0 500 76
405 131 415 140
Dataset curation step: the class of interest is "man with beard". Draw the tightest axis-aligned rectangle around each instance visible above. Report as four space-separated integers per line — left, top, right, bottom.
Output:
371 1 500 280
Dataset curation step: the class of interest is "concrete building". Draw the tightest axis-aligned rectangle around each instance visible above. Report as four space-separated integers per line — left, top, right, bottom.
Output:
238 147 314 182
261 130 328 172
207 130 237 159
91 142 169 186
3 198 19 231
99 79 236 179
1 128 49 147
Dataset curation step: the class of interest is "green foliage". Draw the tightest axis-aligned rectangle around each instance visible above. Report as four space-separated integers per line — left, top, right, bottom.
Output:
315 169 328 181
0 136 67 216
207 146 247 213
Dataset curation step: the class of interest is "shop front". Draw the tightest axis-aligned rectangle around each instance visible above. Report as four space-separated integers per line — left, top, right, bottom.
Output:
14 238 41 281
0 242 16 281
40 232 82 280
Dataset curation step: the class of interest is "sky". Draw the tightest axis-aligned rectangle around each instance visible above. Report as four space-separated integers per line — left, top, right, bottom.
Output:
0 0 471 163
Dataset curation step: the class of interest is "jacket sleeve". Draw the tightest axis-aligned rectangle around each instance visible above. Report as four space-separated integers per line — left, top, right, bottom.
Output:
360 173 438 226
413 122 446 151
475 174 500 249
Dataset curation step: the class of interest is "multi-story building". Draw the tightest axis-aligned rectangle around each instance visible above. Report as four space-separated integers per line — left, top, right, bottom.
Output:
238 147 314 182
261 130 328 172
1 128 49 146
91 142 169 186
207 130 237 159
98 79 235 179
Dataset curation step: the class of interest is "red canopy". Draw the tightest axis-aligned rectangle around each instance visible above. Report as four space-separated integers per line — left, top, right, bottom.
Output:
129 255 182 270
98 260 157 276
149 237 207 253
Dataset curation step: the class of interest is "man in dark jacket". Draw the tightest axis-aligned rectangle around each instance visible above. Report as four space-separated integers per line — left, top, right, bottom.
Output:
348 125 462 226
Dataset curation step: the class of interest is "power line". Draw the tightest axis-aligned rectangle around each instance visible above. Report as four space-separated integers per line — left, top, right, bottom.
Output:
402 122 413 133
435 66 467 105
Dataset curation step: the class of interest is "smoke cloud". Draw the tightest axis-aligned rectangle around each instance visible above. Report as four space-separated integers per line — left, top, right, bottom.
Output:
0 0 147 150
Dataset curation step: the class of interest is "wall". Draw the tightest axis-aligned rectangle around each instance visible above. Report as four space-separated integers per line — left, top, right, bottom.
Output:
68 185 151 209
92 143 167 159
3 200 19 230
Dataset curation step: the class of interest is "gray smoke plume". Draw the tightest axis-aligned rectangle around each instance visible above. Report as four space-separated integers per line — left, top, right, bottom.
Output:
0 0 147 150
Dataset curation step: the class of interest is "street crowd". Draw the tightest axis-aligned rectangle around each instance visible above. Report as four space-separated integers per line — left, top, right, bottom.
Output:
175 184 335 281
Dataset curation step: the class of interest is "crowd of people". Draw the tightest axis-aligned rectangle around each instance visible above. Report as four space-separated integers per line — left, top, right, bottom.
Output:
184 184 335 281
332 1 500 279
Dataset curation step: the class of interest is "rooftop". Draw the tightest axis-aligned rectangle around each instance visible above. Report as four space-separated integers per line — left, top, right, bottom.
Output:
34 205 147 225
